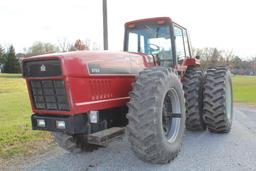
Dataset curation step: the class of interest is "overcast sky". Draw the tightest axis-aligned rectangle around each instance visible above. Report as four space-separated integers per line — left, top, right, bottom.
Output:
0 0 255 58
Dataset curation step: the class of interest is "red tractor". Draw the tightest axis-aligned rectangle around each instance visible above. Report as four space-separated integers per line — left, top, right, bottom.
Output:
22 17 233 164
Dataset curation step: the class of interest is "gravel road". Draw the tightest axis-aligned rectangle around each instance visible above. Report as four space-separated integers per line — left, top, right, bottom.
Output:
4 105 256 171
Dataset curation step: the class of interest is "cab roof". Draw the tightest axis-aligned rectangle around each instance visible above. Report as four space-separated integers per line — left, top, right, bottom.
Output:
125 17 172 27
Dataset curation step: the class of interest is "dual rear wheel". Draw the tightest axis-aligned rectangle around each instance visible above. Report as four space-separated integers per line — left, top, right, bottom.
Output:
183 66 233 133
203 67 233 133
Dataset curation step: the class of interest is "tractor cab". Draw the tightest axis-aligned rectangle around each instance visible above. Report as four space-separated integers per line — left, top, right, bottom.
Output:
124 17 192 67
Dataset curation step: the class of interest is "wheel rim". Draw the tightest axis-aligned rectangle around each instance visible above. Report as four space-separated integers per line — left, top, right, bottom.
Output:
162 88 181 143
226 80 232 121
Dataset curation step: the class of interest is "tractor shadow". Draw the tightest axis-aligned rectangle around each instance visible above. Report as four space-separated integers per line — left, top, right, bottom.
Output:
26 129 235 171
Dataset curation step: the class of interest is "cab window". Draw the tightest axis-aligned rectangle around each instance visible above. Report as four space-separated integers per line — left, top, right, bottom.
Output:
126 23 173 67
183 29 190 57
174 25 186 64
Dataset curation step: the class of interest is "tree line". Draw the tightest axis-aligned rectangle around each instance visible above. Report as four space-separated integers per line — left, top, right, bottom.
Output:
193 48 256 75
0 42 255 75
0 39 95 73
0 45 20 73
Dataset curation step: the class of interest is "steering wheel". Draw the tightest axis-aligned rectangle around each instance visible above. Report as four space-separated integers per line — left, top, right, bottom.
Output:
148 43 161 55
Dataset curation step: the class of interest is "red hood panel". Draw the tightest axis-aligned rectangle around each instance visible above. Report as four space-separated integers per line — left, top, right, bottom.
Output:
22 51 147 77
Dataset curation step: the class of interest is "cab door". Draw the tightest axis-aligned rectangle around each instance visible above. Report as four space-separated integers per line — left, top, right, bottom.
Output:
173 24 191 76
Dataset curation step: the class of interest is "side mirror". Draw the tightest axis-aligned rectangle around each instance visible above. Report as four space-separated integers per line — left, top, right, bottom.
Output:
195 55 200 60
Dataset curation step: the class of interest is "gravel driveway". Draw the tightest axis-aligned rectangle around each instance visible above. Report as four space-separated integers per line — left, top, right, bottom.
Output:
3 105 256 171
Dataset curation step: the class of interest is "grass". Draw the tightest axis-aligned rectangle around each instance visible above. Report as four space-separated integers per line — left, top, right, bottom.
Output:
0 73 51 159
0 73 255 159
232 75 256 105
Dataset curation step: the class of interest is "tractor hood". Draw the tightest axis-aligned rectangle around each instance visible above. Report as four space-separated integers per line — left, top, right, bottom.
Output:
22 51 148 78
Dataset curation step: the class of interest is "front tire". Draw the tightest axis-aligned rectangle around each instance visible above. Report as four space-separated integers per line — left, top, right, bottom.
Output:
203 67 233 133
127 67 186 164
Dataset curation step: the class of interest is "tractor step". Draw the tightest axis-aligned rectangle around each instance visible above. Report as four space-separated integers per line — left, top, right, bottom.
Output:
87 127 125 146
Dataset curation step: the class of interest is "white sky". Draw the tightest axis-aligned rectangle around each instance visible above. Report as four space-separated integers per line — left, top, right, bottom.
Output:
0 0 256 59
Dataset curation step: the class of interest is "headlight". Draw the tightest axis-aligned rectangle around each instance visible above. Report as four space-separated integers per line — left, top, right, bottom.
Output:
37 119 46 127
89 111 99 123
56 121 66 129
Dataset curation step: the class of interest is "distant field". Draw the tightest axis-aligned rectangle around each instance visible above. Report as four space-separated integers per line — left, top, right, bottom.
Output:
0 73 51 159
0 73 255 158
232 75 256 105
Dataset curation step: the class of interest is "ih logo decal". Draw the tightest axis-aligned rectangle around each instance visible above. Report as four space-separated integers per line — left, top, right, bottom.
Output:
40 64 46 72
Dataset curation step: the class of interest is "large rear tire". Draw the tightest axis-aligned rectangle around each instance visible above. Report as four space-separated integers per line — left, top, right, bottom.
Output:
52 132 98 153
183 67 206 131
203 67 233 133
127 67 186 164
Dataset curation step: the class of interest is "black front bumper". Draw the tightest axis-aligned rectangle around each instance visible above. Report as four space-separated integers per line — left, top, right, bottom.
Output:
31 114 89 135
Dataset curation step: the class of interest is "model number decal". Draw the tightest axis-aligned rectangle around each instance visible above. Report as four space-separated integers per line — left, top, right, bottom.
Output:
91 67 101 73
87 62 139 75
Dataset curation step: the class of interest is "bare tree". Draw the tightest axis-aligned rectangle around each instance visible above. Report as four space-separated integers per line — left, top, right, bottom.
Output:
193 47 235 71
58 38 92 52
74 39 89 50
58 38 72 52
91 42 100 50
25 41 59 56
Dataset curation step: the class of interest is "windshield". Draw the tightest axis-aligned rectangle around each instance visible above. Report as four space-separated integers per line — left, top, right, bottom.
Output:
126 23 173 66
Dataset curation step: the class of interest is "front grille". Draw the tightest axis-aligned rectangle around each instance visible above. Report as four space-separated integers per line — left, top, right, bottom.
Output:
30 80 70 111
